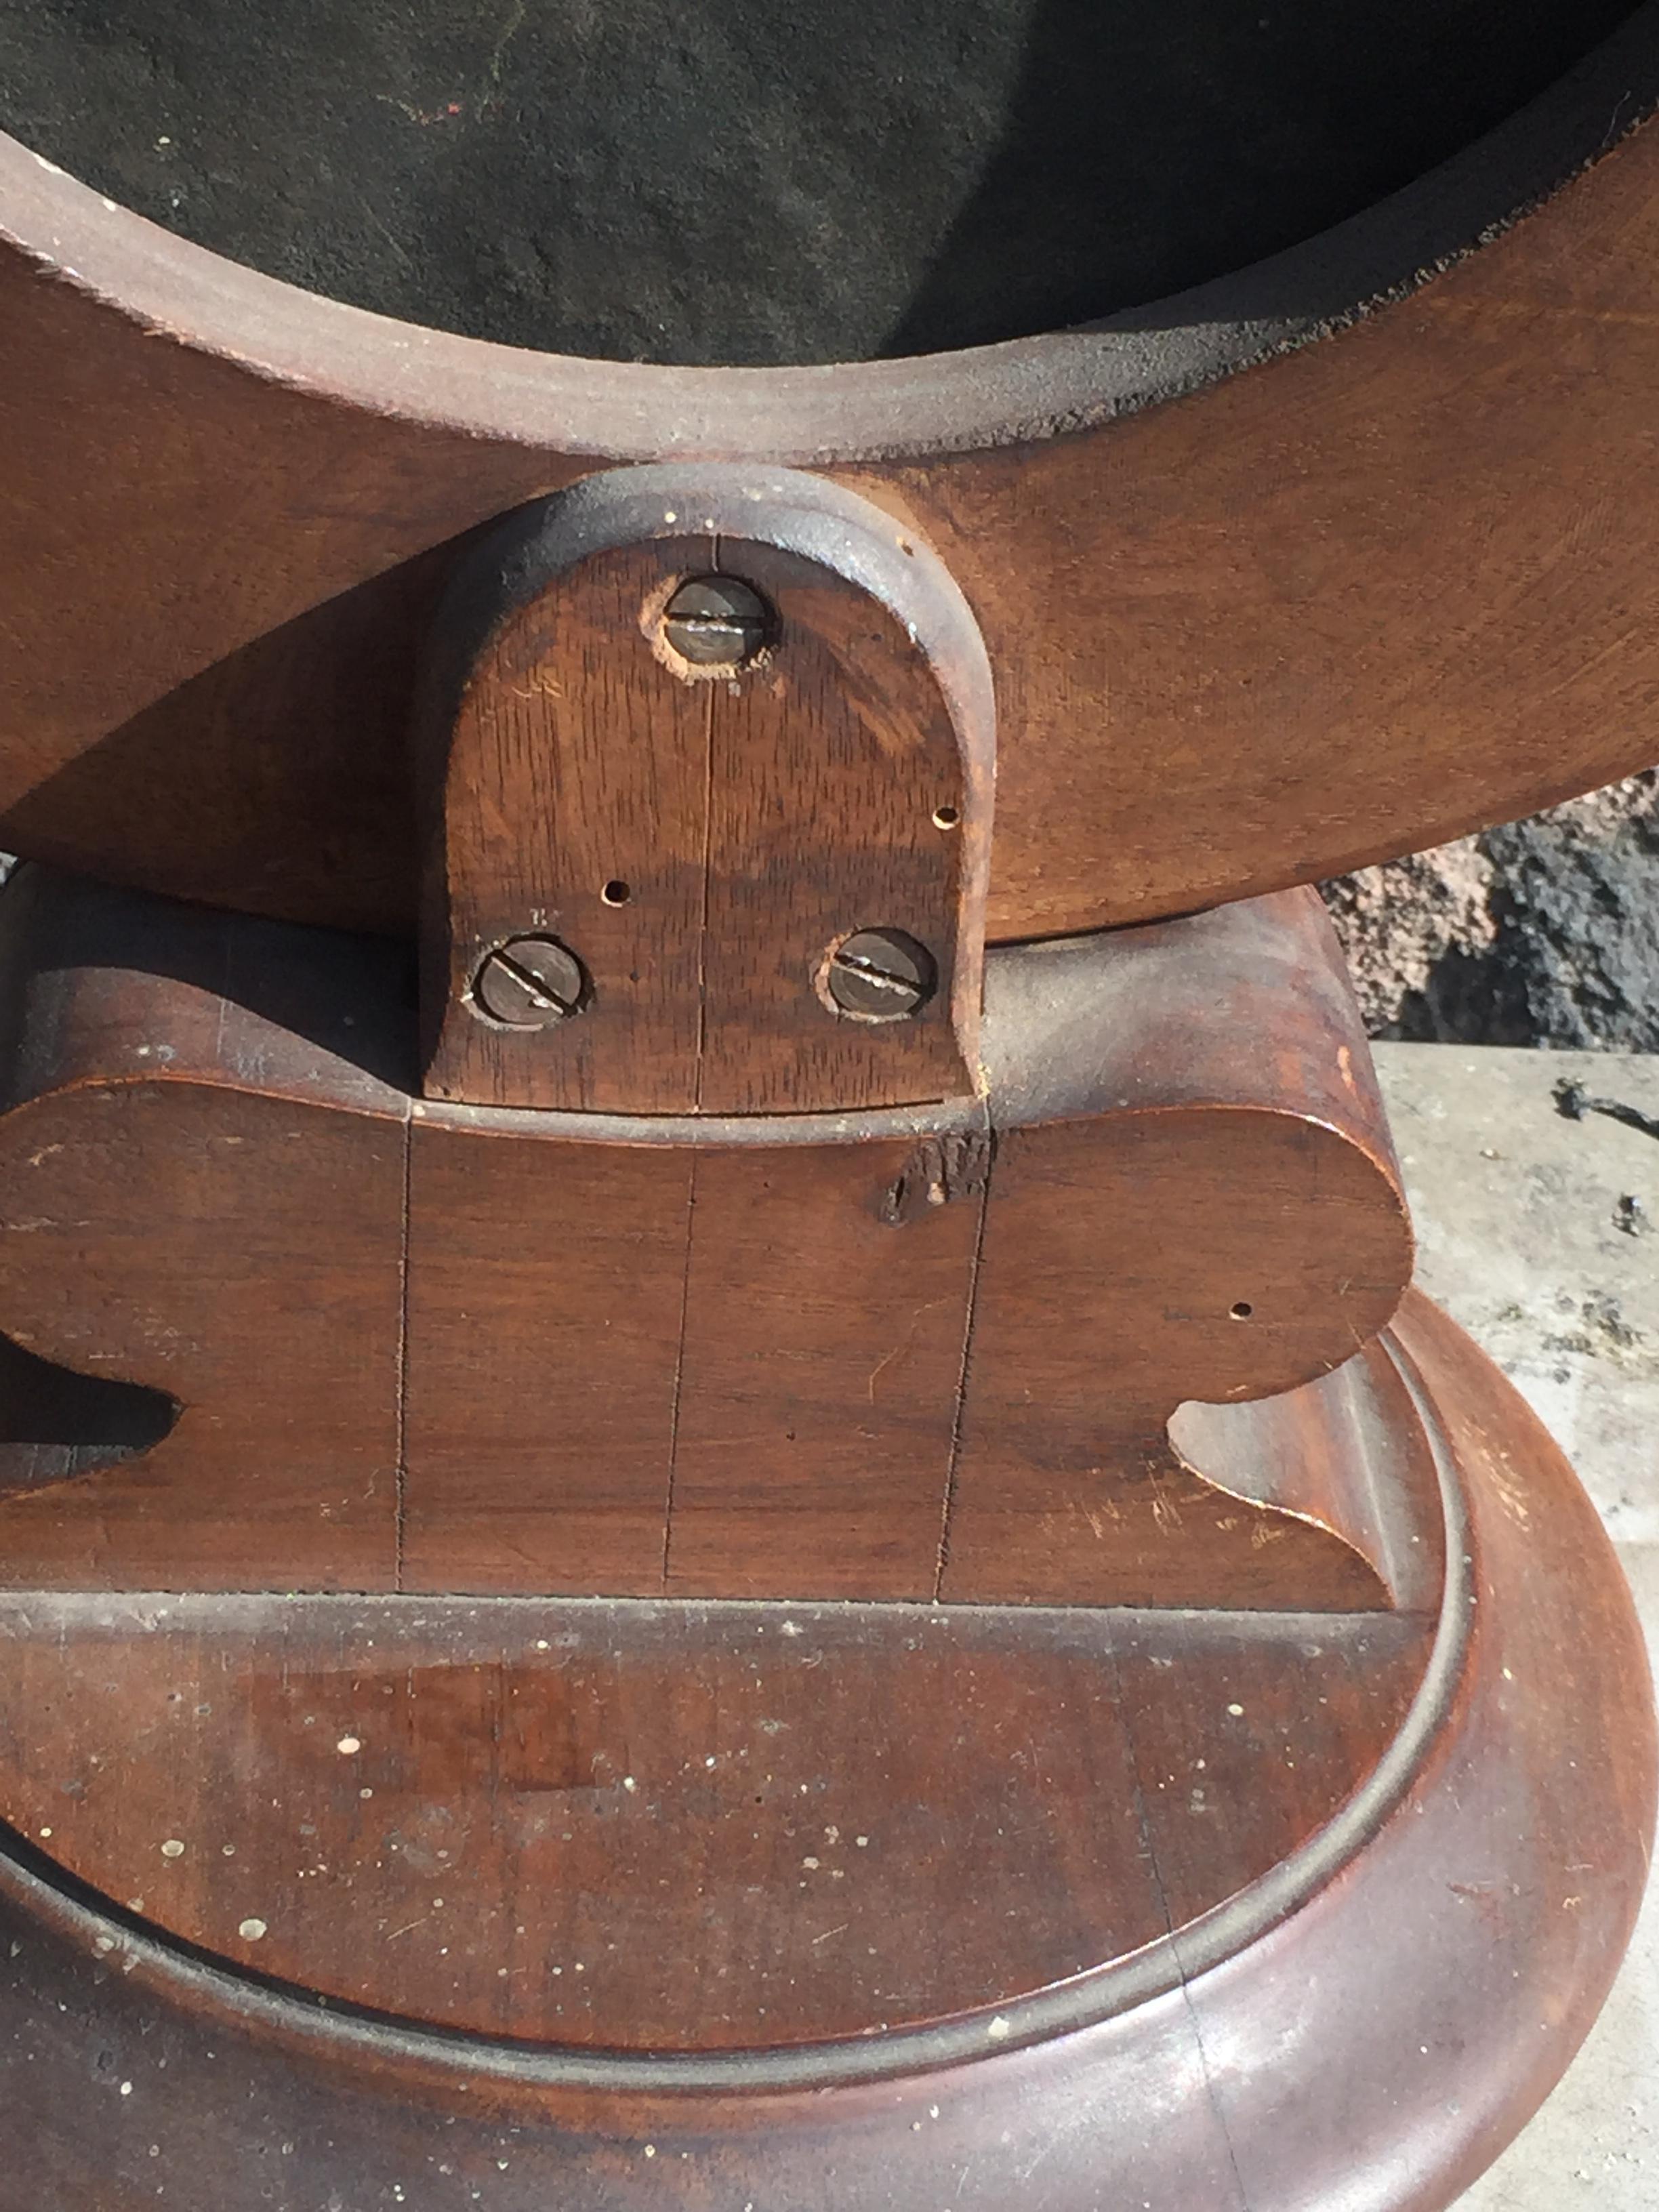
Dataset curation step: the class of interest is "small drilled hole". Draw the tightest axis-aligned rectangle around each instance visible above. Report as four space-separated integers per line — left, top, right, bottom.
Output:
933 805 961 830
1230 1301 1254 1320
601 880 632 906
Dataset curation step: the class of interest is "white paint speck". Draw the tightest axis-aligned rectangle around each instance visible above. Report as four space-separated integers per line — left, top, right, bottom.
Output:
643 2146 657 2158
239 1919 268 1942
987 2015 1012 2041
120 2081 133 2097
337 1736 361 1755
622 1776 638 1793
37 1827 51 1839
160 1841 185 1859
1227 1704 1245 1717
781 1620 803 1638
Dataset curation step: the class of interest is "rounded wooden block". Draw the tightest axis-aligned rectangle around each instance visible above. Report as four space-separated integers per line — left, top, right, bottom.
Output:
0 1291 1649 2209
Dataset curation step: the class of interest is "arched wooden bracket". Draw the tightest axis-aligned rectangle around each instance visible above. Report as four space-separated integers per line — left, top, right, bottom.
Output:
418 466 996 1115
0 868 1418 1610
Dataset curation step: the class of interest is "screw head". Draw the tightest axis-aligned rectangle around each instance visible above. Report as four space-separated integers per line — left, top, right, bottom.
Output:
472 937 587 1027
661 576 771 669
825 928 938 1021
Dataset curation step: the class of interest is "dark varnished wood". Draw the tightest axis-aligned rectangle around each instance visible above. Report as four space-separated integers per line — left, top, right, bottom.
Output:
401 1120 691 1597
422 474 993 1115
660 1134 987 1600
3 39 1659 935
0 868 1411 1607
0 26 1652 2196
426 538 712 1113
942 1106 1410 1607
0 1295 1643 2211
0 1081 401 1592
0 1591 1431 2051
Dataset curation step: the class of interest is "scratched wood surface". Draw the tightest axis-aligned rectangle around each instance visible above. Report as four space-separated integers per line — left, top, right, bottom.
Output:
425 536 977 1115
0 1593 1432 2047
5 81 1659 935
0 1294 1643 2212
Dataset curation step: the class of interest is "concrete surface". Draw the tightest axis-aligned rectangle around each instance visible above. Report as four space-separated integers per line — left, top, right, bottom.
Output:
1372 1046 1659 2209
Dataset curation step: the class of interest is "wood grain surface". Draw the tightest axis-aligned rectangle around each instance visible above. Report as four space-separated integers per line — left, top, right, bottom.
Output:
3 90 1659 933
0 869 1412 1607
0 1591 1431 2049
426 537 978 1114
0 1076 402 1591
0 1294 1645 2212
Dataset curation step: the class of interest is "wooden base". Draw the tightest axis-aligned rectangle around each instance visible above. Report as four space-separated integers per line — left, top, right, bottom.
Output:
0 1290 1650 2209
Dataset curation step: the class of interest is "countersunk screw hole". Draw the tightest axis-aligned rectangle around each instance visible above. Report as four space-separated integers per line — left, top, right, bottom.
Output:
824 928 937 1021
470 937 588 1028
933 805 960 830
601 879 632 906
660 575 771 670
1230 1301 1254 1320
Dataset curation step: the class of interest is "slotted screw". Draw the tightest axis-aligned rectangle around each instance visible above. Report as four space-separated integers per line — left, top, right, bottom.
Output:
471 937 587 1028
825 928 937 1021
661 576 771 668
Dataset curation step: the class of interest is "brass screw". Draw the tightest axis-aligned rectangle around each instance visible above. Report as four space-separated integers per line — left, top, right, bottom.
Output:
662 576 771 668
471 937 587 1027
825 929 937 1021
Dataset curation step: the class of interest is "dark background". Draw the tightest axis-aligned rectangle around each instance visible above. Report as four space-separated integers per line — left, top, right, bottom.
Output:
0 0 1639 363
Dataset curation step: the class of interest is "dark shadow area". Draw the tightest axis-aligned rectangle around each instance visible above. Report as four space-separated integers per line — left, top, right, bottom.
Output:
0 865 419 1098
0 1332 176 1499
0 548 445 943
886 0 1641 355
0 0 1640 364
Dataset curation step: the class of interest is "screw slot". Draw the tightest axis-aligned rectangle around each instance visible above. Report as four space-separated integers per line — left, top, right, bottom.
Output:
660 576 771 670
601 879 632 906
823 928 937 1022
471 937 588 1029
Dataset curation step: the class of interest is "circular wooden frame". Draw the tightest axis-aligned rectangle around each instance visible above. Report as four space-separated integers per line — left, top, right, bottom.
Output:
3 12 1659 939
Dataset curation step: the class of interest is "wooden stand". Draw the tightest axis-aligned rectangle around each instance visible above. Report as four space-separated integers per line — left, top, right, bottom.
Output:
2 35 1658 2202
0 825 1647 2209
0 1284 1646 2211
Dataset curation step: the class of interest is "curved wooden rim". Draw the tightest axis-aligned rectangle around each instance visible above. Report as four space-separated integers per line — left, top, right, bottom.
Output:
0 1323 1463 2093
4 5 1659 462
0 1294 1650 2211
